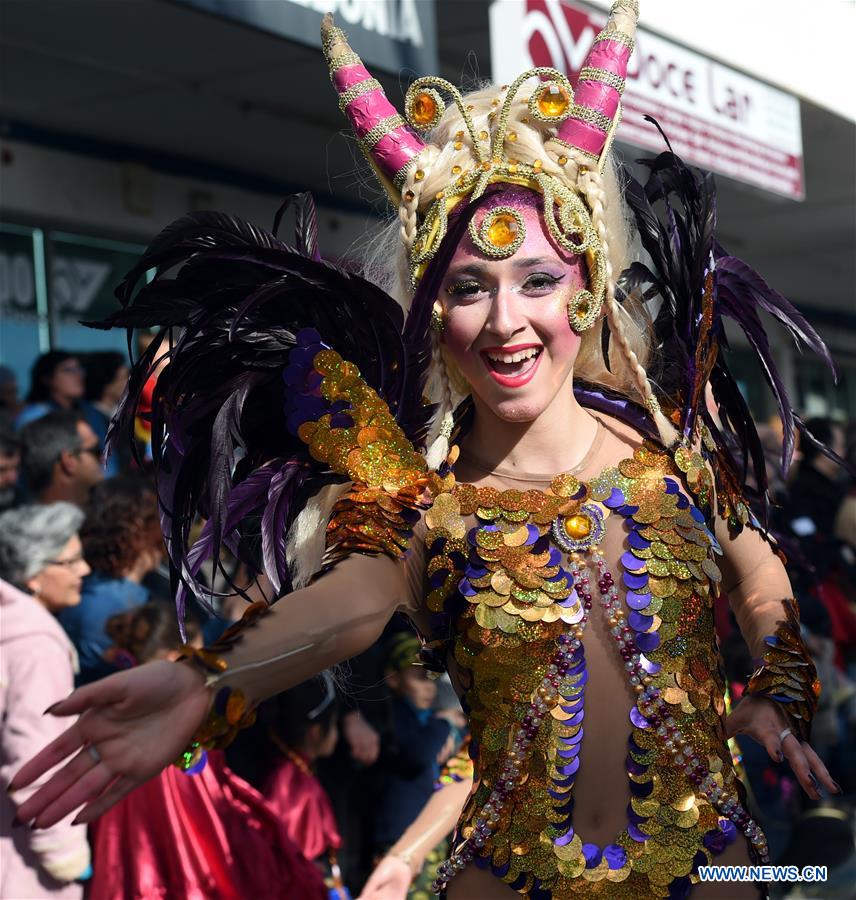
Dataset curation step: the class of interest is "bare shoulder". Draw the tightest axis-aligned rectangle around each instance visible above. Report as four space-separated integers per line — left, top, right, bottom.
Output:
588 410 649 469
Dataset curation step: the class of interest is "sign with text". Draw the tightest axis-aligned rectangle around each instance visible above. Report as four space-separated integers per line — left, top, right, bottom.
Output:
173 0 437 76
490 0 804 200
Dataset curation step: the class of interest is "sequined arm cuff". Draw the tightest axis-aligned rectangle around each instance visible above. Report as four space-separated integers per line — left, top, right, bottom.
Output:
745 597 820 742
325 481 424 564
174 601 271 771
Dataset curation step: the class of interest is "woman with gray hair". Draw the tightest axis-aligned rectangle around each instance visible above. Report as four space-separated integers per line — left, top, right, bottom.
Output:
0 503 92 898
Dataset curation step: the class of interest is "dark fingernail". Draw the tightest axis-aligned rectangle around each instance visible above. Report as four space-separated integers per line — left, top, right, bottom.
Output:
809 773 819 789
776 751 784 762
43 702 60 715
832 780 843 794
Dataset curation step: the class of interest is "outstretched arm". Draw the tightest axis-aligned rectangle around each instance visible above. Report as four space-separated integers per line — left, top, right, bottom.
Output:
359 776 473 899
717 520 838 799
10 552 406 828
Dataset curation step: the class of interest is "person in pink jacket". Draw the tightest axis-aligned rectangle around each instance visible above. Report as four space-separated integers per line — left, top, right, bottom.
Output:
0 503 92 898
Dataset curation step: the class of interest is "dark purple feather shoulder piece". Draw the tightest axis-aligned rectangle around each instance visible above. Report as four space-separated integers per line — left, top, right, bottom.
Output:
617 120 838 523
91 194 431 622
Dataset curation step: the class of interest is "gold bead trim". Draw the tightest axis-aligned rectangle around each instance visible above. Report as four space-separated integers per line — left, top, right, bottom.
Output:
321 25 349 54
337 77 382 112
393 159 420 193
578 66 626 95
549 137 599 164
594 27 635 52
646 395 662 416
328 50 363 75
567 289 600 332
467 205 527 259
569 104 613 134
321 24 349 54
360 114 407 151
610 0 639 16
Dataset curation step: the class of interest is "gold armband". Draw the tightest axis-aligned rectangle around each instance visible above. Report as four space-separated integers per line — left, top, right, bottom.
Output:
175 600 270 771
746 597 820 742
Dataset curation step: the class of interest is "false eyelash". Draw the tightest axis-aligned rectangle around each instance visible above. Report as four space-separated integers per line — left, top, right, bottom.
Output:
524 273 565 287
446 280 483 296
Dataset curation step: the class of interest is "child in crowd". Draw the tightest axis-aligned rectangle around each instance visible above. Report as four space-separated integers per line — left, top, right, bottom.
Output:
228 674 350 899
373 634 461 860
88 603 326 900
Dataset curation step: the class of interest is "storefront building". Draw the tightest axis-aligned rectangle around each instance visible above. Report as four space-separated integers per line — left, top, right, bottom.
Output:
2 0 853 418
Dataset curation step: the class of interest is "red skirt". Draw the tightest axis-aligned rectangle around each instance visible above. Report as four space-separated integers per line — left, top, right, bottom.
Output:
89 751 326 900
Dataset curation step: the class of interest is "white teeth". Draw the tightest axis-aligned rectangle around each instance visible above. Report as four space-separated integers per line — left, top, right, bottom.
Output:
486 347 540 363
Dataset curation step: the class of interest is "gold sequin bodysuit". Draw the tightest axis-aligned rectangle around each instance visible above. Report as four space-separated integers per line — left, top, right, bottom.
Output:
420 439 767 899
287 347 810 899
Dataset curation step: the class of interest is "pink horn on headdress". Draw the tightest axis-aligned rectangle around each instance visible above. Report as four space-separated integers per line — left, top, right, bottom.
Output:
554 0 639 165
321 14 425 200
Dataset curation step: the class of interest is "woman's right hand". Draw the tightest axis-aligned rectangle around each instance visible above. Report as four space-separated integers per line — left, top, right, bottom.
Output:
357 855 413 900
9 660 211 829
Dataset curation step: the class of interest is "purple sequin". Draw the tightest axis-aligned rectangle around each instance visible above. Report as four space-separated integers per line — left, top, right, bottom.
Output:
582 844 602 867
623 571 649 590
630 706 650 729
636 631 661 652
556 758 581 776
625 590 652 610
604 487 625 508
629 778 654 798
628 531 651 550
628 823 648 843
626 757 648 776
639 653 662 674
621 551 647 573
628 611 654 632
554 829 576 846
604 844 627 869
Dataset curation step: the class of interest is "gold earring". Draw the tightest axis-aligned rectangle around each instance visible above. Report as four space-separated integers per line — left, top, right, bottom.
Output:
430 303 445 333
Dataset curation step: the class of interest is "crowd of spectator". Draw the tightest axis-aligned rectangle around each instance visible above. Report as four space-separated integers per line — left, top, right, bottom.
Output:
1 348 855 898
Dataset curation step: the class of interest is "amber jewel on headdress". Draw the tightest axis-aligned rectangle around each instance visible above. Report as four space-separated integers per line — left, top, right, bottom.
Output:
539 84 570 118
412 92 438 126
487 213 518 247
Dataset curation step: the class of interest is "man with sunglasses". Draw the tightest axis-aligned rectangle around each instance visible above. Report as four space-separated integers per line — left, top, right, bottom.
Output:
19 411 105 509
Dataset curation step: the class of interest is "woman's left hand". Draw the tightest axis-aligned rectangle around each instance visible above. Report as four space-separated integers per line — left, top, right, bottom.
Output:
725 695 840 800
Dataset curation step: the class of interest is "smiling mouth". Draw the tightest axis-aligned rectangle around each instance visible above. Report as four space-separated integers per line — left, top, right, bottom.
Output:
481 345 543 385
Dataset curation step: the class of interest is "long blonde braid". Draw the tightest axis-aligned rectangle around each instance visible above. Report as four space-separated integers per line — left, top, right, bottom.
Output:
581 170 678 447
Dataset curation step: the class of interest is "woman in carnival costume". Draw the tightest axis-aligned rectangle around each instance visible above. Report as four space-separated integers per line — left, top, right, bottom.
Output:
11 4 841 897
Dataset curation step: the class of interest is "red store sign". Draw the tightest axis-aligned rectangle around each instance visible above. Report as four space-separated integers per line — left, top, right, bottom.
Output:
489 0 805 200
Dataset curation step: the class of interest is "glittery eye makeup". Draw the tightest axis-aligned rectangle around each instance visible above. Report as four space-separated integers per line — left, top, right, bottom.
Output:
446 280 485 298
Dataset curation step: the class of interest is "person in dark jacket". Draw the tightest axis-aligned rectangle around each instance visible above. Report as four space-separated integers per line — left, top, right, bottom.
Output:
372 633 458 855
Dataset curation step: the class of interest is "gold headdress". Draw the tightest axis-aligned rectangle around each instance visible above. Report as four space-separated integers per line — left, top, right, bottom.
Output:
322 1 638 331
